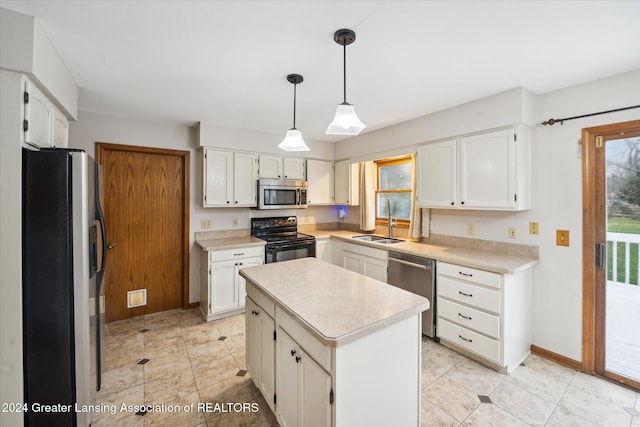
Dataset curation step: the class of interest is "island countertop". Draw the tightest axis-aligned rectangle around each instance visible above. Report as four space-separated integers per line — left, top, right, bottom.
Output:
239 257 430 346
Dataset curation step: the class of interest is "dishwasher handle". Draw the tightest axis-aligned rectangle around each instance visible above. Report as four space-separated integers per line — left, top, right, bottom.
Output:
388 257 430 271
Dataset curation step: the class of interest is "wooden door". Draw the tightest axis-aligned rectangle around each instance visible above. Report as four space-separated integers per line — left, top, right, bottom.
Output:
97 143 189 322
582 119 640 390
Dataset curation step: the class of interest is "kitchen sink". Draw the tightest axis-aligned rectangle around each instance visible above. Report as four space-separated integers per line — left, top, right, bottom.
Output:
352 235 404 244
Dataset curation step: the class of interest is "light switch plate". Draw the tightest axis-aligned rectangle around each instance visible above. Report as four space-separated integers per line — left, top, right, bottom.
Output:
201 219 212 229
556 230 570 246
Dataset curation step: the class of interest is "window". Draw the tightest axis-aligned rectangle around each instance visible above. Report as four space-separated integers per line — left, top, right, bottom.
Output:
375 157 412 228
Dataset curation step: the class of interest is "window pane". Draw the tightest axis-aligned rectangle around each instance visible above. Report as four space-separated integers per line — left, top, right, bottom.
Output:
379 163 412 190
377 192 412 220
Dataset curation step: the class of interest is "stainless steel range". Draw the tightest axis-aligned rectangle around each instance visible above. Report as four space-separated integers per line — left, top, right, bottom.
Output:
251 216 316 263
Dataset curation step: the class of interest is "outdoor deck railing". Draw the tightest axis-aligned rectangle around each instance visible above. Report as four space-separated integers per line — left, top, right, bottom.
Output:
607 232 640 285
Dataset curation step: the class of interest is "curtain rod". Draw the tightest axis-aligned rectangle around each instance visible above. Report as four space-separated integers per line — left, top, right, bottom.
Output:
539 105 640 126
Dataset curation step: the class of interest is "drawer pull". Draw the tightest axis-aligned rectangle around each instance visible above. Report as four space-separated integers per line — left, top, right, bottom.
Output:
458 291 473 297
291 349 297 357
458 313 472 320
458 334 473 343
234 252 245 256
295 356 301 363
459 272 473 277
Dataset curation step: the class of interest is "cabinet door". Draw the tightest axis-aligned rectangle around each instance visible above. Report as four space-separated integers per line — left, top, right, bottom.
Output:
334 160 359 205
460 129 515 209
233 152 258 206
258 309 275 411
363 256 388 283
24 81 53 148
283 157 306 180
259 154 283 178
210 260 238 313
237 256 262 308
417 140 457 207
276 328 299 427
307 160 334 205
300 350 332 427
246 297 261 382
342 251 363 274
52 109 69 148
204 149 233 206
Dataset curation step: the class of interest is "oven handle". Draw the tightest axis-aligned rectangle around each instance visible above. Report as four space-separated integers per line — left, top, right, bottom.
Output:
269 242 314 252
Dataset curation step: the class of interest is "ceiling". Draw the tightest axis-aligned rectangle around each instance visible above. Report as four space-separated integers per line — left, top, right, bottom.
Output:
2 0 639 142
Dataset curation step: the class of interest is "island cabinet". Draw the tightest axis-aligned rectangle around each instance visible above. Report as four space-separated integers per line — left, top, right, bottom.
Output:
246 294 276 412
340 241 388 283
200 245 263 321
241 258 429 427
436 261 532 373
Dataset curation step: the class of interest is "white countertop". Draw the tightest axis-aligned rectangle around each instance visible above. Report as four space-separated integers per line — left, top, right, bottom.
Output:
239 257 430 346
306 230 538 274
196 236 266 251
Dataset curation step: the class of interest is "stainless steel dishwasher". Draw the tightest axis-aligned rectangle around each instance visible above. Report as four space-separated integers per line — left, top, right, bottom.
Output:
387 251 436 338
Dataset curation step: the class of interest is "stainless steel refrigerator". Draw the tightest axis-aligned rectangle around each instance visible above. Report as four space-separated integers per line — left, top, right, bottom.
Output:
22 147 107 426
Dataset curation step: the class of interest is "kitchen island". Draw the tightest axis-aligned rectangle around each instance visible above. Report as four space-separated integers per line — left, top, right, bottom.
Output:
239 257 430 427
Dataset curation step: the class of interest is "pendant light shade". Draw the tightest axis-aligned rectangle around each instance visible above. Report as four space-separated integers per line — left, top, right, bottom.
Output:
326 28 366 136
278 74 309 152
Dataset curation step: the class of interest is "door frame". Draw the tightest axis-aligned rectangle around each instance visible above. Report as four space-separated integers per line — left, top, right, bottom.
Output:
95 142 191 310
582 119 640 389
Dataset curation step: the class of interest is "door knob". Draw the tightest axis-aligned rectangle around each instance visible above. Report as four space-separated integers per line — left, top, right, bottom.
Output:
107 242 116 249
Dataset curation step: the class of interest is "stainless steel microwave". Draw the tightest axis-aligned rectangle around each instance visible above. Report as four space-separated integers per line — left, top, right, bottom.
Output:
256 179 308 209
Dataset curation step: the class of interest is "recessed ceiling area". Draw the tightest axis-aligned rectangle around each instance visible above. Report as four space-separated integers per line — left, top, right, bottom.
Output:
2 0 639 142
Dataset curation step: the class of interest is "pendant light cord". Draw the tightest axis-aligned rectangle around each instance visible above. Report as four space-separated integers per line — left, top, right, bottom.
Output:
292 82 297 129
342 44 347 104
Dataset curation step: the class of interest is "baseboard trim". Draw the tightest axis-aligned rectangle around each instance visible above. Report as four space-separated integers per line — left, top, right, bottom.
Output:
530 345 582 371
185 302 199 309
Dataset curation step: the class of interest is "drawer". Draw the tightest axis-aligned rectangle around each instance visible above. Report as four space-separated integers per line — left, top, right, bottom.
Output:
438 262 501 289
276 306 331 373
438 276 501 314
246 282 275 317
438 318 500 364
437 297 500 339
340 241 388 261
210 245 264 262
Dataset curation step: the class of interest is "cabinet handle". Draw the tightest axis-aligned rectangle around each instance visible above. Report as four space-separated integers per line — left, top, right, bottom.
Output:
461 201 465 205
295 356 301 363
235 201 238 204
458 335 473 343
458 313 472 320
290 349 296 357
251 310 256 315
284 175 287 178
226 201 230 204
238 262 243 266
459 272 473 277
451 202 454 206
234 253 245 256
458 291 473 297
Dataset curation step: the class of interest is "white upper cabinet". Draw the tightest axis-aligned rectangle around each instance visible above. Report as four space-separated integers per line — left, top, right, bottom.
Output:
417 139 457 207
23 80 69 148
259 154 283 179
203 148 258 207
334 160 359 206
232 151 258 206
259 155 306 180
283 157 306 180
417 127 530 211
306 159 334 205
203 149 234 206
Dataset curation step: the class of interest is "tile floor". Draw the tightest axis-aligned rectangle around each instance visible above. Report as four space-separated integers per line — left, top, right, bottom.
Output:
94 308 640 426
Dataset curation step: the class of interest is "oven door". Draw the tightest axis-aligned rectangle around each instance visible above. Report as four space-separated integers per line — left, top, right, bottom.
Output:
266 241 316 264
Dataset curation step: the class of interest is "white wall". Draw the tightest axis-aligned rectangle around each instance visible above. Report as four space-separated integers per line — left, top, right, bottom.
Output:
69 112 338 304
334 70 640 362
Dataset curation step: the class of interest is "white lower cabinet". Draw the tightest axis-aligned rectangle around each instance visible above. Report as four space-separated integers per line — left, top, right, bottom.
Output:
246 296 275 412
276 327 331 427
436 261 532 373
340 241 388 283
200 246 263 321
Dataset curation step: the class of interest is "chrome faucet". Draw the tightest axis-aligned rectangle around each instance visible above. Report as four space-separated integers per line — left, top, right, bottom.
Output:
386 197 397 238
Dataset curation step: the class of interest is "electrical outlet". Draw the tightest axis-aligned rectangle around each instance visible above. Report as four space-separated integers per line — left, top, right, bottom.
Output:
201 219 212 229
529 221 539 235
466 223 475 235
232 218 238 227
556 230 570 246
508 227 517 239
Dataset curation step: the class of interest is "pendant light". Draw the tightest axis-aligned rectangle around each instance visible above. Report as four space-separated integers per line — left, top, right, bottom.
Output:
326 28 366 136
278 74 310 152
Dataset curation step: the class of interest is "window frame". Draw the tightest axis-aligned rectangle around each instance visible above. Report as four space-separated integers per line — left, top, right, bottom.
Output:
375 156 412 228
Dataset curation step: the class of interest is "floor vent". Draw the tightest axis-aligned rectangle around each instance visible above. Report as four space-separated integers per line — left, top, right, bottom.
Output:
127 289 147 308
